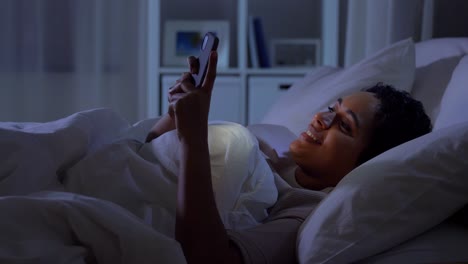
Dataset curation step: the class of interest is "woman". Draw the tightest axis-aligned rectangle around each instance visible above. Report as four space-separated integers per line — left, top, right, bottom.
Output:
146 51 432 263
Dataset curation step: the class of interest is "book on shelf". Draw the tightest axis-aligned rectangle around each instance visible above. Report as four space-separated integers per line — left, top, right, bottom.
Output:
248 16 271 68
248 16 259 68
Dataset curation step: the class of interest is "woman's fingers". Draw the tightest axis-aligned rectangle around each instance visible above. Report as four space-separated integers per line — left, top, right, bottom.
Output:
169 72 195 95
187 56 199 74
168 102 175 120
171 52 216 96
168 92 185 104
168 77 199 104
168 92 187 120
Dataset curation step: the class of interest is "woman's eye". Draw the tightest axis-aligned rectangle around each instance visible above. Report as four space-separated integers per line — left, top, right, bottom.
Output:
340 121 351 134
327 106 334 113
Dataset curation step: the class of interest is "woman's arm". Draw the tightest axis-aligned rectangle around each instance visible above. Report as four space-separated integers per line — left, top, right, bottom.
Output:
145 78 190 142
170 51 242 264
145 113 175 142
177 131 242 264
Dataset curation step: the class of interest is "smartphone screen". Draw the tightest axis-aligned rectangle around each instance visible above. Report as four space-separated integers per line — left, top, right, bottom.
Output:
192 32 219 88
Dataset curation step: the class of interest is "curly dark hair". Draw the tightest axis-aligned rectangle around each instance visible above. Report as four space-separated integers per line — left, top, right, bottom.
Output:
357 83 432 165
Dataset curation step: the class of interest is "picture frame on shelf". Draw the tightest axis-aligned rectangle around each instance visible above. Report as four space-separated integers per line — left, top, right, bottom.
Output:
163 20 230 68
270 38 321 67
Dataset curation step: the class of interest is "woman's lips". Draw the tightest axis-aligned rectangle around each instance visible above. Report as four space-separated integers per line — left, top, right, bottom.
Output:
300 129 321 144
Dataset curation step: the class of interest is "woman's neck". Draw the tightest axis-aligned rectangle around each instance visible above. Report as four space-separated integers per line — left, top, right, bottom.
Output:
295 167 330 191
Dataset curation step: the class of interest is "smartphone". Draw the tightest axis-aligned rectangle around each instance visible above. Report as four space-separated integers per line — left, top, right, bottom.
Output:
192 32 219 88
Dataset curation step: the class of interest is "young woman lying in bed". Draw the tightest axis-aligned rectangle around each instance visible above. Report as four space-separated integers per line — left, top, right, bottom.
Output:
145 51 432 264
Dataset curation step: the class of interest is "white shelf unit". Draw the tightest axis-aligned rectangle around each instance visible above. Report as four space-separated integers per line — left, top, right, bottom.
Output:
248 76 303 124
151 0 339 125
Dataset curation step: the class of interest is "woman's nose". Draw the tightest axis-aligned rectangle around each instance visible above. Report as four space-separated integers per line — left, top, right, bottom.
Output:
315 111 336 129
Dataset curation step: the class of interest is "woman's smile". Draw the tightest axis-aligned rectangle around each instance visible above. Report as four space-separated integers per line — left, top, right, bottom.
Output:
301 129 322 145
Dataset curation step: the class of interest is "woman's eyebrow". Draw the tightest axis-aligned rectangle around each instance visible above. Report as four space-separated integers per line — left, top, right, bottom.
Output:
337 98 360 128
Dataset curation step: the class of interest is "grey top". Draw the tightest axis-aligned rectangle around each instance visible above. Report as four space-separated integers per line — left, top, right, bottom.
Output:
228 172 327 264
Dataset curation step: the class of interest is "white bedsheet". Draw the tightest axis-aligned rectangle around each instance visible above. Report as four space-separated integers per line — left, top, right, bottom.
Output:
0 192 185 264
0 108 277 263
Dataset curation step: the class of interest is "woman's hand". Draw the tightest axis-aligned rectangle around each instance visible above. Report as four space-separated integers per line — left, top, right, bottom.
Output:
168 51 218 142
144 52 216 142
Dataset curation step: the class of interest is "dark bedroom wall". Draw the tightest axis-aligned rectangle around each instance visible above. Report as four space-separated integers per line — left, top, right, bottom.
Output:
433 0 468 38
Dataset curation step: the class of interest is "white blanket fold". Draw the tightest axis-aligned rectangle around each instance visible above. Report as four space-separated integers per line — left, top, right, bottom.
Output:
0 108 278 263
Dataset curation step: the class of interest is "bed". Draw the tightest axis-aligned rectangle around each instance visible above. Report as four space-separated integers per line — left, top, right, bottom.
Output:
1 37 468 264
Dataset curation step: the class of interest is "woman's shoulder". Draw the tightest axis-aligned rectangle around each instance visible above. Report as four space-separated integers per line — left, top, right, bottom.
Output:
227 184 327 264
268 182 327 221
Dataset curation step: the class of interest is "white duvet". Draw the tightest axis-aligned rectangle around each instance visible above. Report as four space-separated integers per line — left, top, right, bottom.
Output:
0 108 277 264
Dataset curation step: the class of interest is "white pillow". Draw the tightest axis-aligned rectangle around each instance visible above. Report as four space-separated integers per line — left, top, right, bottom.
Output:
411 38 468 123
297 121 468 264
247 123 297 159
414 37 468 68
358 221 468 264
261 38 415 136
433 55 468 130
261 66 341 125
411 55 463 123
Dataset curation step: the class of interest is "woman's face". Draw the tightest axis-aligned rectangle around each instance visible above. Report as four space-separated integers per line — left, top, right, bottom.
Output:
289 91 379 190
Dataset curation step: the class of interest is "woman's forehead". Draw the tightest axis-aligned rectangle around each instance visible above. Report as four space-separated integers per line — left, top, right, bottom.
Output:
340 92 379 125
341 92 378 110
